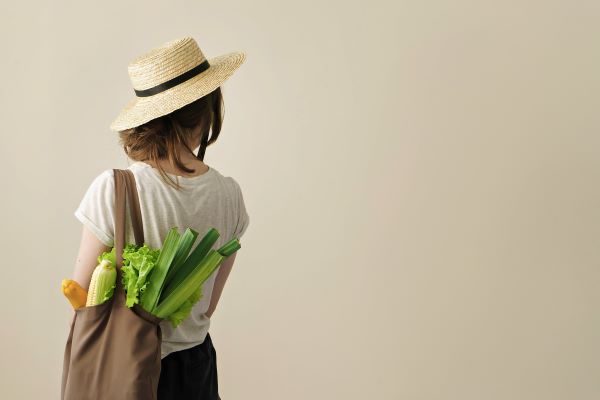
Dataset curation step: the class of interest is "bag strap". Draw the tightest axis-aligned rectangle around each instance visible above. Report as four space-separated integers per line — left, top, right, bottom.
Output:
113 169 145 269
123 170 144 245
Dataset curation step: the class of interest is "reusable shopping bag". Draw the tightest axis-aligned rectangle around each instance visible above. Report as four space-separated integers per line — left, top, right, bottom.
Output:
61 169 164 400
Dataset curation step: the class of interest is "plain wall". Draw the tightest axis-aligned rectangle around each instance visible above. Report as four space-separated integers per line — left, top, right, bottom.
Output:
1 1 599 399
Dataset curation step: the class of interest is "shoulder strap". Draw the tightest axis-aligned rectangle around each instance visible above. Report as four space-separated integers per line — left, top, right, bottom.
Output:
123 170 144 246
113 169 145 269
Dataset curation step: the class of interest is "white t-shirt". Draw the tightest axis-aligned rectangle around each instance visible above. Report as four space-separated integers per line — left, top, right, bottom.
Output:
74 160 249 359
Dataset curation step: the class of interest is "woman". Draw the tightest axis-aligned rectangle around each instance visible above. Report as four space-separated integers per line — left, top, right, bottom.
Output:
70 37 249 400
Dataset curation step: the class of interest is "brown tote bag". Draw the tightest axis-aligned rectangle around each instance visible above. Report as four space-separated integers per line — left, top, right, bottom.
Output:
61 169 164 400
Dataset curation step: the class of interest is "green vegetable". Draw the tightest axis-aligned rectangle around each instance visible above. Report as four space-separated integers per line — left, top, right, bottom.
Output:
108 227 242 328
158 228 219 305
163 228 199 287
154 237 242 325
166 285 204 328
218 237 242 256
120 243 160 307
98 247 117 267
153 249 224 319
139 227 182 312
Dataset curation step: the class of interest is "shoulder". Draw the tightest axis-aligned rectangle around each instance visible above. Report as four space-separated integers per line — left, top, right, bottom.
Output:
77 169 116 200
90 169 115 191
224 176 248 210
74 169 117 247
210 167 243 193
224 176 245 200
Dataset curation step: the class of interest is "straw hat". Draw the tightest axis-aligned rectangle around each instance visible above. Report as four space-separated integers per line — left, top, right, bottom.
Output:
109 36 246 131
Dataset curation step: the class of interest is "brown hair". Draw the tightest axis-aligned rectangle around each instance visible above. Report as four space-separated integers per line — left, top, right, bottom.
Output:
118 87 224 190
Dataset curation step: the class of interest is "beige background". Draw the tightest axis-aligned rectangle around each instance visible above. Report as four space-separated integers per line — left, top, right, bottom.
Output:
1 1 599 399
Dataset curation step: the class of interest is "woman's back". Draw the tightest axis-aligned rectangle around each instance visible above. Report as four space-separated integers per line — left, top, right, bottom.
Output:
64 36 249 398
74 160 249 359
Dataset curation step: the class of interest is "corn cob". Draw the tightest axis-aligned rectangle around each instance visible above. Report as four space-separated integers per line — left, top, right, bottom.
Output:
86 259 117 306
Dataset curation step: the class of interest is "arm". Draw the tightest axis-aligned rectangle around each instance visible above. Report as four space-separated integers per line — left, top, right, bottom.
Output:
73 225 112 291
205 251 237 318
69 225 112 324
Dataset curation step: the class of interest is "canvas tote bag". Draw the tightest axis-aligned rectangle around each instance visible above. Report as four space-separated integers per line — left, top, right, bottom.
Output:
61 169 164 400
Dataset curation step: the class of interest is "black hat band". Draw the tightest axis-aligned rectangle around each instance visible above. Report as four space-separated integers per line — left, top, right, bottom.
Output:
134 59 211 98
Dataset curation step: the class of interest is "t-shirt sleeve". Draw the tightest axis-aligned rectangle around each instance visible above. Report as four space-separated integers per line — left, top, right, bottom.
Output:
74 169 115 247
232 179 250 240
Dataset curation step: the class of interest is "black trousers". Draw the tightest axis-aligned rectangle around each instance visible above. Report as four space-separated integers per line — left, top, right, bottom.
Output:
157 332 220 400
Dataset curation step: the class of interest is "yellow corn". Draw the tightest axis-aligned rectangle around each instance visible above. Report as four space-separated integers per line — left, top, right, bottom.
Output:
86 259 117 306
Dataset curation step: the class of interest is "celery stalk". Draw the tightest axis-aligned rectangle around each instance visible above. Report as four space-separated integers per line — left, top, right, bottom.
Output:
140 227 181 312
163 228 199 287
157 228 219 304
217 238 241 257
166 284 204 328
153 250 224 317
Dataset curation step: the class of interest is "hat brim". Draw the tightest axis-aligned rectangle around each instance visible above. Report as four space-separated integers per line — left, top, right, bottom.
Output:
109 51 246 132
